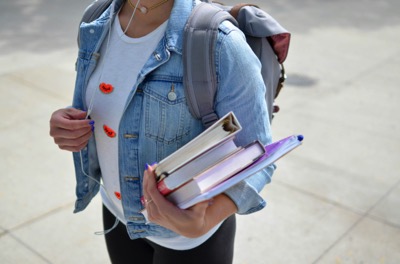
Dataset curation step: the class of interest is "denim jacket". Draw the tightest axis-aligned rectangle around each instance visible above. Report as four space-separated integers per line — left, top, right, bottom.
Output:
72 0 275 239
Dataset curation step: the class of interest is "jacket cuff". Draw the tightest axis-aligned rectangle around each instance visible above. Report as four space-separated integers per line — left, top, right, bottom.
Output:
224 165 274 214
224 180 266 214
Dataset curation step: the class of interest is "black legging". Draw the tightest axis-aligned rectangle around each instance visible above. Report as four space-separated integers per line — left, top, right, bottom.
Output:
103 205 236 264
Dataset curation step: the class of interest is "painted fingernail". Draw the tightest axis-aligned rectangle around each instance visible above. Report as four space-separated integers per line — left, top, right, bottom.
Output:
89 120 95 132
145 163 149 170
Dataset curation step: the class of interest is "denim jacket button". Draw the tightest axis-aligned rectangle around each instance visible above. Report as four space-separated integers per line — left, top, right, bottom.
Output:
167 91 177 101
129 216 145 222
124 134 138 139
153 52 162 61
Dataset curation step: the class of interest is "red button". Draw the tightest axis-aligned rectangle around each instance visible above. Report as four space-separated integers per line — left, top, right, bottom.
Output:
99 82 114 94
103 125 116 138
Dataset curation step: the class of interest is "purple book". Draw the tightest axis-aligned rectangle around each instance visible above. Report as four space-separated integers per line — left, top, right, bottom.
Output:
176 135 304 209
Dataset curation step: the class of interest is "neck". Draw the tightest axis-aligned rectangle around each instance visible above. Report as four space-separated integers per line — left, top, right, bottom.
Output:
119 0 174 38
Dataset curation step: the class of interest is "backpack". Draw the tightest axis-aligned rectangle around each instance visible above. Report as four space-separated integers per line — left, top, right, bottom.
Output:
79 0 290 127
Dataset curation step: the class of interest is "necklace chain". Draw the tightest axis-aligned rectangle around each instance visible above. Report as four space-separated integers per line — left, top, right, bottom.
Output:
128 0 169 14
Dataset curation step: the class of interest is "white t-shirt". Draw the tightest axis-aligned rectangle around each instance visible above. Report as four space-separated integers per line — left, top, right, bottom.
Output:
85 14 221 250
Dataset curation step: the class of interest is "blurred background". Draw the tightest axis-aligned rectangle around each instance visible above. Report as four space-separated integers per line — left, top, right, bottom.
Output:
1 0 399 263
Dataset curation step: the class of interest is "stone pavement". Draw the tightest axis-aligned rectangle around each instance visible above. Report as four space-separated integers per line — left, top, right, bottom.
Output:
1 0 399 263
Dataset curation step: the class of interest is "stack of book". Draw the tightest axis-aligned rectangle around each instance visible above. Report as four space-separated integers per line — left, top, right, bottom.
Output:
153 112 303 209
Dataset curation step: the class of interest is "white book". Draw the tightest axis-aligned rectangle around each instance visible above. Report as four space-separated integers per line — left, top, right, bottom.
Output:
157 139 240 195
155 112 241 179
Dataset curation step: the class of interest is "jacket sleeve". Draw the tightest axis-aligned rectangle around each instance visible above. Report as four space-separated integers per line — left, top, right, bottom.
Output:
214 21 275 214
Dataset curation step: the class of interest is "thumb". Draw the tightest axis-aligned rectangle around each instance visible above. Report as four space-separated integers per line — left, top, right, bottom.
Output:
65 108 88 120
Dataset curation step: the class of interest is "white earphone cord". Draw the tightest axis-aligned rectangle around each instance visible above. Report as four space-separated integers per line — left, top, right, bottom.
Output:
80 1 143 235
86 0 141 119
80 150 120 235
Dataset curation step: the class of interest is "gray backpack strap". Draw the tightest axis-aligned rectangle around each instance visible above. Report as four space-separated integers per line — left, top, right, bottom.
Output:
183 3 238 128
78 0 112 46
81 0 112 23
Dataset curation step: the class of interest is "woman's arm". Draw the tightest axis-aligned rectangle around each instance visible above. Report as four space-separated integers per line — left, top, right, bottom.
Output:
141 21 274 238
215 22 275 215
143 164 237 238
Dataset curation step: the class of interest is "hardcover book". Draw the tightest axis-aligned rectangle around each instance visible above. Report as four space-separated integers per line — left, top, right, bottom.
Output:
155 112 241 181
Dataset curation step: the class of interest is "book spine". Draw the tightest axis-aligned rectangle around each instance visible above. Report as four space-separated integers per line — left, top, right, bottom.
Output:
157 180 173 196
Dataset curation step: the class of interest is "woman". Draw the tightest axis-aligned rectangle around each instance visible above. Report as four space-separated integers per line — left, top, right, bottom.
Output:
49 0 274 263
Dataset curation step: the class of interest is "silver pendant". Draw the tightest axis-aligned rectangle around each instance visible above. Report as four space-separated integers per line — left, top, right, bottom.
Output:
139 6 148 14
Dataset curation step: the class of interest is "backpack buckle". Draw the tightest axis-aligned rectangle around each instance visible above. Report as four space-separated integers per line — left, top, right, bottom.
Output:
202 112 219 128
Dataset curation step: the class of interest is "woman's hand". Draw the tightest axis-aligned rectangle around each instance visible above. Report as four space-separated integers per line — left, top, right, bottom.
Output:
49 108 94 152
142 164 237 238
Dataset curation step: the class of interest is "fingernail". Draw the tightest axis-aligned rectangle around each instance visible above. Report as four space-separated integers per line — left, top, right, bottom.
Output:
151 162 157 166
91 125 95 132
89 120 95 125
145 163 149 171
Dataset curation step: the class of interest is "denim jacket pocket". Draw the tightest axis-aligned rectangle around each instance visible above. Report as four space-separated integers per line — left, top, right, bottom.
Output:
142 77 193 145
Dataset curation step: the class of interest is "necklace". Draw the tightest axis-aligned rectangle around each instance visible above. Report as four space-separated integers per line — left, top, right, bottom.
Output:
128 0 169 14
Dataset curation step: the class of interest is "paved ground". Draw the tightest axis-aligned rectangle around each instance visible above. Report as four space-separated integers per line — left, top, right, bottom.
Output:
1 0 399 263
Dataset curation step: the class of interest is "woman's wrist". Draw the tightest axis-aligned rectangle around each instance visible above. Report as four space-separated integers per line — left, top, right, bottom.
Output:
202 194 237 233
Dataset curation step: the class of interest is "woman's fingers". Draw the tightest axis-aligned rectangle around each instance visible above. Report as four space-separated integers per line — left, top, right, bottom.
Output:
54 129 93 151
142 164 213 237
49 108 94 152
143 164 173 221
50 108 89 131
